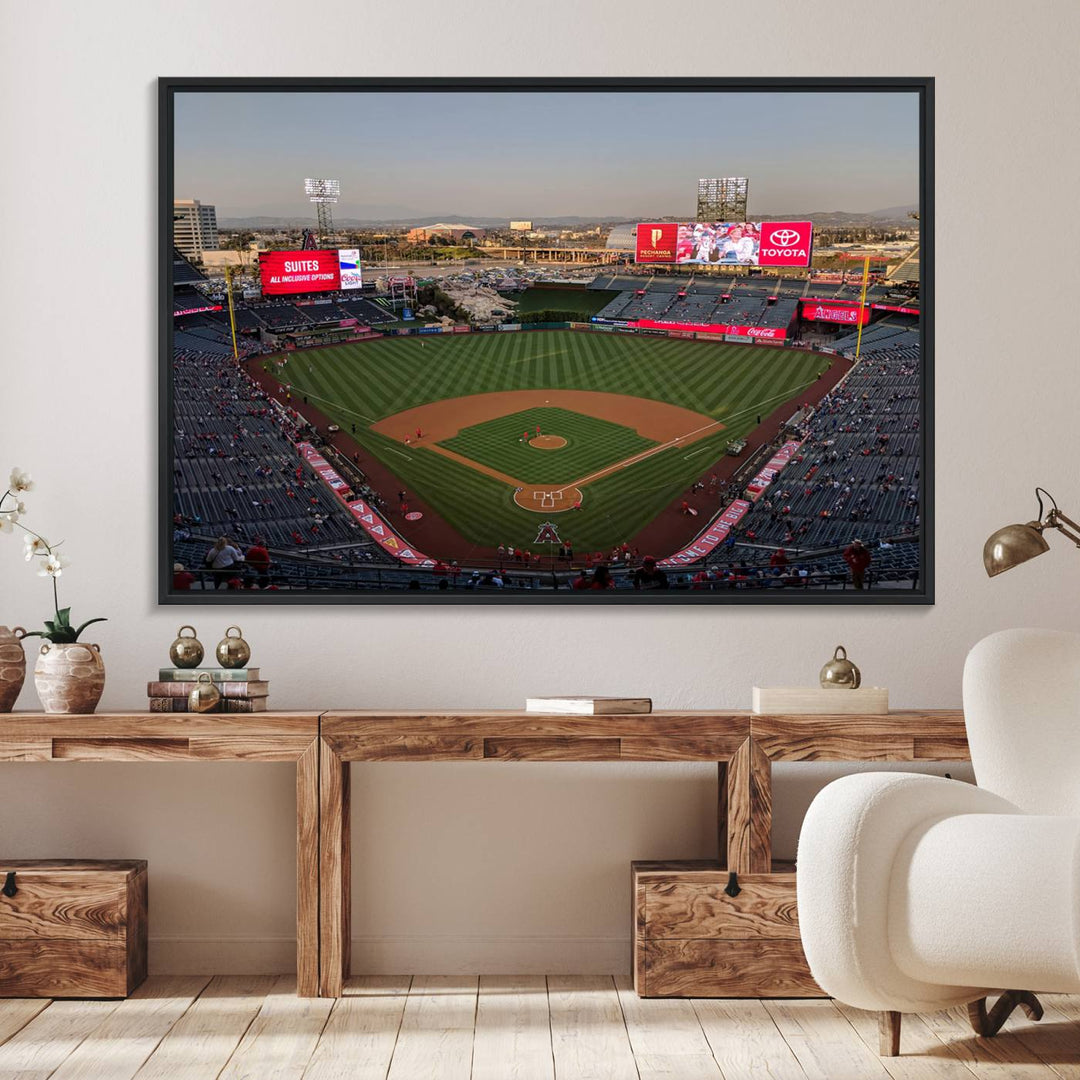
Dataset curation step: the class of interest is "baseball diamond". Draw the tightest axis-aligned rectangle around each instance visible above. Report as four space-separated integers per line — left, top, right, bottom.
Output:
436 406 660 485
260 329 834 555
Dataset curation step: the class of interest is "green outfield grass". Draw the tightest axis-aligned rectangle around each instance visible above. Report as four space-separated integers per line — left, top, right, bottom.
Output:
439 407 655 484
272 330 830 553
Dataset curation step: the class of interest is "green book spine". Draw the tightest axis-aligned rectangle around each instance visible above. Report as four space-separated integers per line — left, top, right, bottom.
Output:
157 668 261 682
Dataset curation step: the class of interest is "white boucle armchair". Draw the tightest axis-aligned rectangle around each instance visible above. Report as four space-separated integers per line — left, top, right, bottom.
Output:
797 628 1080 1056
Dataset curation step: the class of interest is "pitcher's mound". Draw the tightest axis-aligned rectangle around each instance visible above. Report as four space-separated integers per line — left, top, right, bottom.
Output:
513 484 583 513
529 435 567 450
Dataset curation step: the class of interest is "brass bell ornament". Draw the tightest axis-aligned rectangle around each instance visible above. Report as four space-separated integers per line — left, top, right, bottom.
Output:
215 626 251 669
820 645 861 689
169 625 204 669
187 672 221 713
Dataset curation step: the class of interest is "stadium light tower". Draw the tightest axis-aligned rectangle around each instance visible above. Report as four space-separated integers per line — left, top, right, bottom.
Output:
696 177 749 222
304 178 340 244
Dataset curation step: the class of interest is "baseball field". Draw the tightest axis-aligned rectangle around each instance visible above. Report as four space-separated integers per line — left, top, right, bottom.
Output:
268 329 831 555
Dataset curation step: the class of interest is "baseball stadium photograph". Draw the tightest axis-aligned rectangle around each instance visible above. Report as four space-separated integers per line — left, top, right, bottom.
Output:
161 78 931 603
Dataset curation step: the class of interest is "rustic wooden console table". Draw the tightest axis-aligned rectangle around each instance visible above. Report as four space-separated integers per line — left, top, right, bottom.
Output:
0 712 322 997
317 709 969 997
1 709 970 999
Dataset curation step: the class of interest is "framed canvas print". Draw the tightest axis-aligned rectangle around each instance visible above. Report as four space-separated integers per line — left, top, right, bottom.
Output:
159 77 932 605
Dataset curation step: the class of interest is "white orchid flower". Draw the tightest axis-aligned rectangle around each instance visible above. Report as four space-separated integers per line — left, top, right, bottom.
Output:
8 469 33 493
38 553 69 578
0 510 19 533
23 534 49 560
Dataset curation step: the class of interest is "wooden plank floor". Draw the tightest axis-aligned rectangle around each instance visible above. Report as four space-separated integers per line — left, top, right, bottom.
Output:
1 976 1078 1079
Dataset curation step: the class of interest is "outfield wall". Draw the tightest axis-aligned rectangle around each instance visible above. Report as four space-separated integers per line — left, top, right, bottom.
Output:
368 318 833 354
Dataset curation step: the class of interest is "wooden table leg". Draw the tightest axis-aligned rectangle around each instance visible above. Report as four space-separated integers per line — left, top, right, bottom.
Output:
726 738 772 874
319 738 351 997
296 738 320 997
717 760 728 869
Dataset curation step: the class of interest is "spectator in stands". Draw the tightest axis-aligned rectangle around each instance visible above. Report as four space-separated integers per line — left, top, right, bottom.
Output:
842 538 872 590
245 536 271 589
769 548 789 569
633 556 668 591
590 565 614 590
172 563 196 591
205 535 245 589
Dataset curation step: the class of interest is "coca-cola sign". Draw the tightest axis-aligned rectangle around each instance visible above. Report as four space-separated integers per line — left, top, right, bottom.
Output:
632 318 787 340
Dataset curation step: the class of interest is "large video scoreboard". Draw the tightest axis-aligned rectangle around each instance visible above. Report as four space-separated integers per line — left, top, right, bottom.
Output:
258 249 362 296
636 221 813 268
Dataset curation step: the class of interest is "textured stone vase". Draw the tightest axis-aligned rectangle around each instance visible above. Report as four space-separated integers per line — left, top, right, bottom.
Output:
34 642 106 714
0 626 27 713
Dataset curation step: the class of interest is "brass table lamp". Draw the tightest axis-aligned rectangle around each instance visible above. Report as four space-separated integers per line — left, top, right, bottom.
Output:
984 488 1080 577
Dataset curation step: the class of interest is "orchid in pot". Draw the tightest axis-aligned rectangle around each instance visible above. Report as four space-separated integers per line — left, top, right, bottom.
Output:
2 468 108 713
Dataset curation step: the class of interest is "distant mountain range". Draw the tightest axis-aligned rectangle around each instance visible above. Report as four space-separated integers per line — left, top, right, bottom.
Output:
218 214 617 229
217 206 918 230
754 205 918 226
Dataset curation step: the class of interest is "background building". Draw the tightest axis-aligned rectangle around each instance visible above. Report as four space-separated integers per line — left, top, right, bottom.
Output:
173 198 219 261
406 223 487 243
605 223 638 251
201 241 266 271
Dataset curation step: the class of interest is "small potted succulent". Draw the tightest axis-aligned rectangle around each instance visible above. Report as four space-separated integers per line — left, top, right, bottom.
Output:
1 468 108 714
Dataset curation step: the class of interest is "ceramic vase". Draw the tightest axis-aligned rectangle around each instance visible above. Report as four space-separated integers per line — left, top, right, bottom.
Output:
0 626 27 713
34 642 106 714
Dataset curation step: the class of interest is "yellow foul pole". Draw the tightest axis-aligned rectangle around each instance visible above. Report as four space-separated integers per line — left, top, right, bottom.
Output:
225 265 240 361
854 254 870 359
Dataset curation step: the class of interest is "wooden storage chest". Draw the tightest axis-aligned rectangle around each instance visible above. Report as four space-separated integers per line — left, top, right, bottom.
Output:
632 860 822 998
0 859 148 997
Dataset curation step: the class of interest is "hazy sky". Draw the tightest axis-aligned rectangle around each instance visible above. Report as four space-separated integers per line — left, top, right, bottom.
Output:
174 90 920 220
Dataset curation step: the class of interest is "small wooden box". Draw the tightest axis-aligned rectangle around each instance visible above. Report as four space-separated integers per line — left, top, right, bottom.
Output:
752 686 889 714
632 860 822 998
0 859 148 998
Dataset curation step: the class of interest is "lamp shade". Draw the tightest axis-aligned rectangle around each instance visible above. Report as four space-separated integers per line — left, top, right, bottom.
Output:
983 521 1050 577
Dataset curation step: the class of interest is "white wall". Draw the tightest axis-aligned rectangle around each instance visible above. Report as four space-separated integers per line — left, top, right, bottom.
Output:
2 0 1078 974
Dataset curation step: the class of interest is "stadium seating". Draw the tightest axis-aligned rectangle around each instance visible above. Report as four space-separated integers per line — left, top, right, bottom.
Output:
171 347 398 588
757 298 800 329
700 334 922 579
334 297 397 323
173 247 207 285
255 304 312 329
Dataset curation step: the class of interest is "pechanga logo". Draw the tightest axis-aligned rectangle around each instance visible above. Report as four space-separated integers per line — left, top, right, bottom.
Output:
770 229 800 247
637 223 677 261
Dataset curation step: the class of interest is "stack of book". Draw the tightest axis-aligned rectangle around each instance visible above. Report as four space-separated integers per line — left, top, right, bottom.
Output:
147 668 269 713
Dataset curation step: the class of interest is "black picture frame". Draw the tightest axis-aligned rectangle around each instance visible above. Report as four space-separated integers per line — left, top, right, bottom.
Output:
160 76 933 606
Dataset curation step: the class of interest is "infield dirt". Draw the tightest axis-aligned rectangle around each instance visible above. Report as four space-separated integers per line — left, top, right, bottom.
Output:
375 388 725 509
372 389 718 445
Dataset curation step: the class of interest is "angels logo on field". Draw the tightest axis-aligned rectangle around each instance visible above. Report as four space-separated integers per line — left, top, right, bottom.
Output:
534 521 562 545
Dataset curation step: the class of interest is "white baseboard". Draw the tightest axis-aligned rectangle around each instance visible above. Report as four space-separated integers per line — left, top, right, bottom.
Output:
149 937 297 975
148 935 630 975
352 935 630 975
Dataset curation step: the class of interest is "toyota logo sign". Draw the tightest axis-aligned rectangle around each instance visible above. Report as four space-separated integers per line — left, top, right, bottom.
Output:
770 229 800 247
